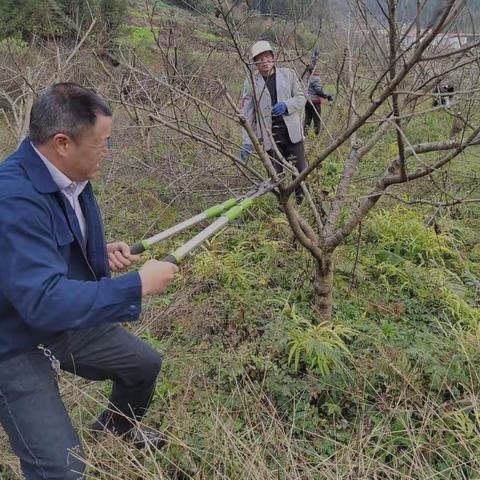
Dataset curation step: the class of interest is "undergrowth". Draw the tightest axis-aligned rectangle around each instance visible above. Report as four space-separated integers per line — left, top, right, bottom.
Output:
1 187 479 479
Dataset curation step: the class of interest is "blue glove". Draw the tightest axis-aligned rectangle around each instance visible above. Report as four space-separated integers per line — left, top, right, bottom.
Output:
239 144 253 163
272 101 287 116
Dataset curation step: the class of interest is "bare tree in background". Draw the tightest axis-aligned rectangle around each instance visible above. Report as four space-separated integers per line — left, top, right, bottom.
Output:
0 14 97 144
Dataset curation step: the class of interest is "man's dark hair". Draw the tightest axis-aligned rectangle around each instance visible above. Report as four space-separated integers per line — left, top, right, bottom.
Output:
29 83 112 144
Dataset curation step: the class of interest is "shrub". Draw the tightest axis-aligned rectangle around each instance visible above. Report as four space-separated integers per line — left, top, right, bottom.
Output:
285 303 352 375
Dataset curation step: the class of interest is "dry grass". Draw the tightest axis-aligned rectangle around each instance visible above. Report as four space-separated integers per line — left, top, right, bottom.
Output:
3 354 480 479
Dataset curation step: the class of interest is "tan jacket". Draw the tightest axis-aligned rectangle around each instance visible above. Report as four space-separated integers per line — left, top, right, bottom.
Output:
241 67 306 151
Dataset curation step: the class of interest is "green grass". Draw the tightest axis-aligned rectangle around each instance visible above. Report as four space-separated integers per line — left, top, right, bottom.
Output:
126 25 157 48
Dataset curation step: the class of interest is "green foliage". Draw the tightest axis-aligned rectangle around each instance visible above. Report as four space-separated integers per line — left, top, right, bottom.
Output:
321 156 342 190
192 217 287 294
0 0 53 40
99 0 127 36
368 205 454 264
363 207 479 326
194 240 258 289
127 25 157 49
0 0 128 41
0 37 28 55
286 303 352 375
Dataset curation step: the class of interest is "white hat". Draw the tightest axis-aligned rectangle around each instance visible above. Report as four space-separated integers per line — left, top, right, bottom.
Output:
251 40 274 60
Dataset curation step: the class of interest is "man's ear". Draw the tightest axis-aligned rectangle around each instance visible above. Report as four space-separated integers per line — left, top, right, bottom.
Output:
52 133 70 157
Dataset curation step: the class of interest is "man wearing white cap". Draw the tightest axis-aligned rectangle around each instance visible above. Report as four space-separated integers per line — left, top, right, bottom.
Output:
239 40 306 203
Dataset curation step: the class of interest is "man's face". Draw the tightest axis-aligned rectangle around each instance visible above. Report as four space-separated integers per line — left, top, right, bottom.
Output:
64 114 112 181
254 51 274 76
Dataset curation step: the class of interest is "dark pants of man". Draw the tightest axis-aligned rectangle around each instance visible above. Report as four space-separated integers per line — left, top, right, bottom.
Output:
0 324 162 480
268 140 306 204
304 102 322 135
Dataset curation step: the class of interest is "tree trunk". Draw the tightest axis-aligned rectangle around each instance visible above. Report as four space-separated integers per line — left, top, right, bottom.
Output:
313 253 334 322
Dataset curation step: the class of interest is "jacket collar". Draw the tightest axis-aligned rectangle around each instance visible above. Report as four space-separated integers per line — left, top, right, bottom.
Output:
254 70 268 84
18 138 61 194
254 67 280 81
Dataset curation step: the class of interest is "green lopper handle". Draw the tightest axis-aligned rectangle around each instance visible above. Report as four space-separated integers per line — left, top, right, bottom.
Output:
204 197 237 219
224 198 254 221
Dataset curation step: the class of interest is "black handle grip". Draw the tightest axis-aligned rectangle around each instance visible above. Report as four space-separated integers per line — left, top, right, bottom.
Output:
130 242 146 255
162 254 178 265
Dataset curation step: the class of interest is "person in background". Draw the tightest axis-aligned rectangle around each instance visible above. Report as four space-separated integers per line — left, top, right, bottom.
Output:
433 83 455 108
304 67 334 136
239 40 307 203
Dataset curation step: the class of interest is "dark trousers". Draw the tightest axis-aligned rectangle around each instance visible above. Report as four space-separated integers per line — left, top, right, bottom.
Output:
0 324 161 480
268 140 306 204
304 102 321 135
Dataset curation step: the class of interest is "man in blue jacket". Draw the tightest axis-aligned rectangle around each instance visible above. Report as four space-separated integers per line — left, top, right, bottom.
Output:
0 83 178 479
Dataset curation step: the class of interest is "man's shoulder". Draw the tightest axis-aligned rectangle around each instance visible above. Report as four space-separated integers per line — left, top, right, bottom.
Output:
277 67 296 74
0 151 40 203
277 67 299 81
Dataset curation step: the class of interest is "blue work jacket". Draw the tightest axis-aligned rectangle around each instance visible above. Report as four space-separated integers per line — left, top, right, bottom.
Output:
0 139 142 360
